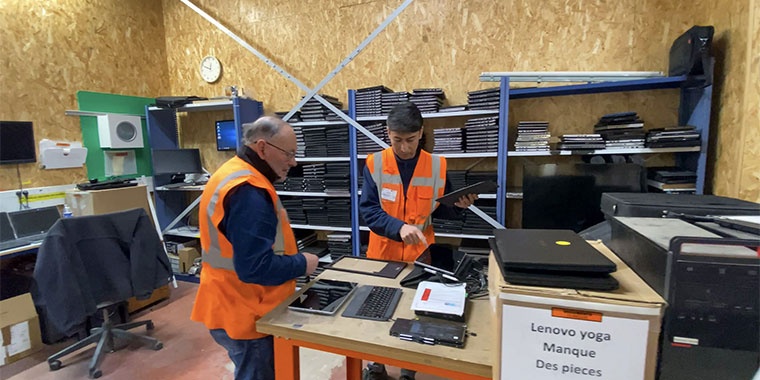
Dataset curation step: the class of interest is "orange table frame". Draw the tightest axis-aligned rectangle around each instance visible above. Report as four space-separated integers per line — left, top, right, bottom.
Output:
272 336 490 380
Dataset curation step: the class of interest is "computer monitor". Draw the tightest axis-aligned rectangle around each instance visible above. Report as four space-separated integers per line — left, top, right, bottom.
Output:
522 163 645 232
0 121 36 164
215 120 238 151
151 149 203 176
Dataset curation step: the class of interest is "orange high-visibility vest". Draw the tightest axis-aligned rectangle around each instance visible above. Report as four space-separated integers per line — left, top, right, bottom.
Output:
366 148 447 262
190 156 298 340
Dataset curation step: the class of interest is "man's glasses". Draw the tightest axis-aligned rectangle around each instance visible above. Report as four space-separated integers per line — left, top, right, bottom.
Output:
265 141 297 160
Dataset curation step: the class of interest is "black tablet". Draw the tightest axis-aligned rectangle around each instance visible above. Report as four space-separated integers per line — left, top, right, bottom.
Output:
287 279 358 315
435 181 497 207
414 244 471 281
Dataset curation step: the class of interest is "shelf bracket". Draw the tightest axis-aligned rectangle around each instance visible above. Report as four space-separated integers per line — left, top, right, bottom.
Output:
161 195 201 235
467 205 505 229
479 71 664 83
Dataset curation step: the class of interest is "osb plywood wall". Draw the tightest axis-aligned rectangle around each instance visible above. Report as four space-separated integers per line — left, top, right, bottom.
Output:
0 0 170 190
739 0 759 202
2 0 756 202
162 0 757 202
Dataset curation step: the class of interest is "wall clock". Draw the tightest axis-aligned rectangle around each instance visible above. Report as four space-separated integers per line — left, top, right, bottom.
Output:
200 55 222 83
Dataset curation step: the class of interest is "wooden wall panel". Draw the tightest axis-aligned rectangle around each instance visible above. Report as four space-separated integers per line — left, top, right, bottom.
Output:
739 0 760 202
3 0 756 201
0 0 170 190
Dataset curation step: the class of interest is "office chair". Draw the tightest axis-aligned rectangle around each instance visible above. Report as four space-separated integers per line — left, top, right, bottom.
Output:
31 208 172 379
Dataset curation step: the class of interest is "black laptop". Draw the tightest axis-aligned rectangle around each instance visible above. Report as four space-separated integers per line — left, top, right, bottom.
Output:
489 229 619 290
8 206 61 244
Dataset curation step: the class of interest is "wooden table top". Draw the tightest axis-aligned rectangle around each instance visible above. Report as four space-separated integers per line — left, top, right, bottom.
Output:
258 263 493 378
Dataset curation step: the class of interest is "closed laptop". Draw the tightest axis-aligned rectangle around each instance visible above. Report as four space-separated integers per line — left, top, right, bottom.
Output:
489 229 619 290
491 229 616 273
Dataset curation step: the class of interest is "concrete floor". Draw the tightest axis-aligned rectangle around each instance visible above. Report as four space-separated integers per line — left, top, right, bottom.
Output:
0 281 448 380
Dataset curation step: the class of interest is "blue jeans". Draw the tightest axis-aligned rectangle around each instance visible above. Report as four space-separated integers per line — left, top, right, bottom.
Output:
209 329 274 380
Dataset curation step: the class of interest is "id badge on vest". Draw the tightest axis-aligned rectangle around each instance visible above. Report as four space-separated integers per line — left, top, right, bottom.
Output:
381 187 397 202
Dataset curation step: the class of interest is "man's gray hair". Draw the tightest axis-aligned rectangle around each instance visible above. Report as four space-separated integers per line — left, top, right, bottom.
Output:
242 116 287 146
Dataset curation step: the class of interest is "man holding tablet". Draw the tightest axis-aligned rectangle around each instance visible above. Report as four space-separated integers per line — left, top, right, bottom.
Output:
359 102 477 380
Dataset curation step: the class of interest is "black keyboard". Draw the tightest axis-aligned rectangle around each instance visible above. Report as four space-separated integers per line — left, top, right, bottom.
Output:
76 179 137 191
341 285 401 321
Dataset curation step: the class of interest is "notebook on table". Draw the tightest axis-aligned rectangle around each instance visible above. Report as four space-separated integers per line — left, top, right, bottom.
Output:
489 229 619 290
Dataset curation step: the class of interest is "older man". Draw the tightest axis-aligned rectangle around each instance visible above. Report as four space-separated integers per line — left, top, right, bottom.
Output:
191 116 319 380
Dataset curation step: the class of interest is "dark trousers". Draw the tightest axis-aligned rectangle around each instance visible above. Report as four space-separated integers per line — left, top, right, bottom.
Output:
210 329 274 380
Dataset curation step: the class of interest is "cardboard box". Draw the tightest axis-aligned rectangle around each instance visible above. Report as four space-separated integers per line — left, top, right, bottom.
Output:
65 185 152 223
488 240 666 380
127 285 171 313
0 293 43 366
177 246 200 273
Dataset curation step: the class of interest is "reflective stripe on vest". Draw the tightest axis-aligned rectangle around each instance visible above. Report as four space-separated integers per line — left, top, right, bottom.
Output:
369 151 445 231
202 169 287 271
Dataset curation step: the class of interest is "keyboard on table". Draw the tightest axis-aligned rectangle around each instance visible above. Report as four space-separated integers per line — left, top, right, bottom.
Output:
341 285 402 321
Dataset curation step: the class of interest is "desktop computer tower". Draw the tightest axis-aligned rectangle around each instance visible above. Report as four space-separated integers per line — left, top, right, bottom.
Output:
607 216 759 380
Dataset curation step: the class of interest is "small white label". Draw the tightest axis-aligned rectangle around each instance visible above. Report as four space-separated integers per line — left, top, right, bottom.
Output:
0 346 6 366
8 321 31 356
381 188 397 201
673 336 699 345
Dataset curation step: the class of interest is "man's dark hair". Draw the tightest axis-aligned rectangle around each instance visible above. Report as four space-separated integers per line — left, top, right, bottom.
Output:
387 102 422 133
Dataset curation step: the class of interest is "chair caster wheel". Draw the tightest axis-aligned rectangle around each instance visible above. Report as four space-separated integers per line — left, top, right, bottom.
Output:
146 321 154 330
89 368 102 378
153 342 163 350
49 359 62 371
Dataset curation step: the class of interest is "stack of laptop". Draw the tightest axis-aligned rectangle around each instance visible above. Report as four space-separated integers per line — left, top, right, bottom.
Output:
324 162 351 193
557 133 606 151
381 92 410 115
299 95 343 122
432 127 463 154
275 110 302 123
594 111 646 149
355 86 392 117
302 163 326 192
302 127 328 157
292 126 306 159
447 170 467 190
410 88 445 113
514 121 551 152
324 126 349 157
326 198 351 227
489 229 619 290
281 199 307 224
646 126 701 148
464 116 499 153
0 206 61 251
326 233 352 260
465 170 497 186
302 198 328 226
467 87 500 110
462 200 497 235
356 123 389 155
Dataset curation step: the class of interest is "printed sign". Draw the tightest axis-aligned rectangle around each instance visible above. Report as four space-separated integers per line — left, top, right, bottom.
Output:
501 304 649 379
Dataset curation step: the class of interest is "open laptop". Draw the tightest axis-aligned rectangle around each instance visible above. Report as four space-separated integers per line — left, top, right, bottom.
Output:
7 206 61 245
414 244 472 282
489 229 619 290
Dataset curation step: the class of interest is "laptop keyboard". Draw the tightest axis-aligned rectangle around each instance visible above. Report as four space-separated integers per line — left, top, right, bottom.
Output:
342 285 401 321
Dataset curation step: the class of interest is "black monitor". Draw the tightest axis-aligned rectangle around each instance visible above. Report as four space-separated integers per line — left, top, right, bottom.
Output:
215 120 238 151
151 149 203 177
522 163 645 232
0 121 36 164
